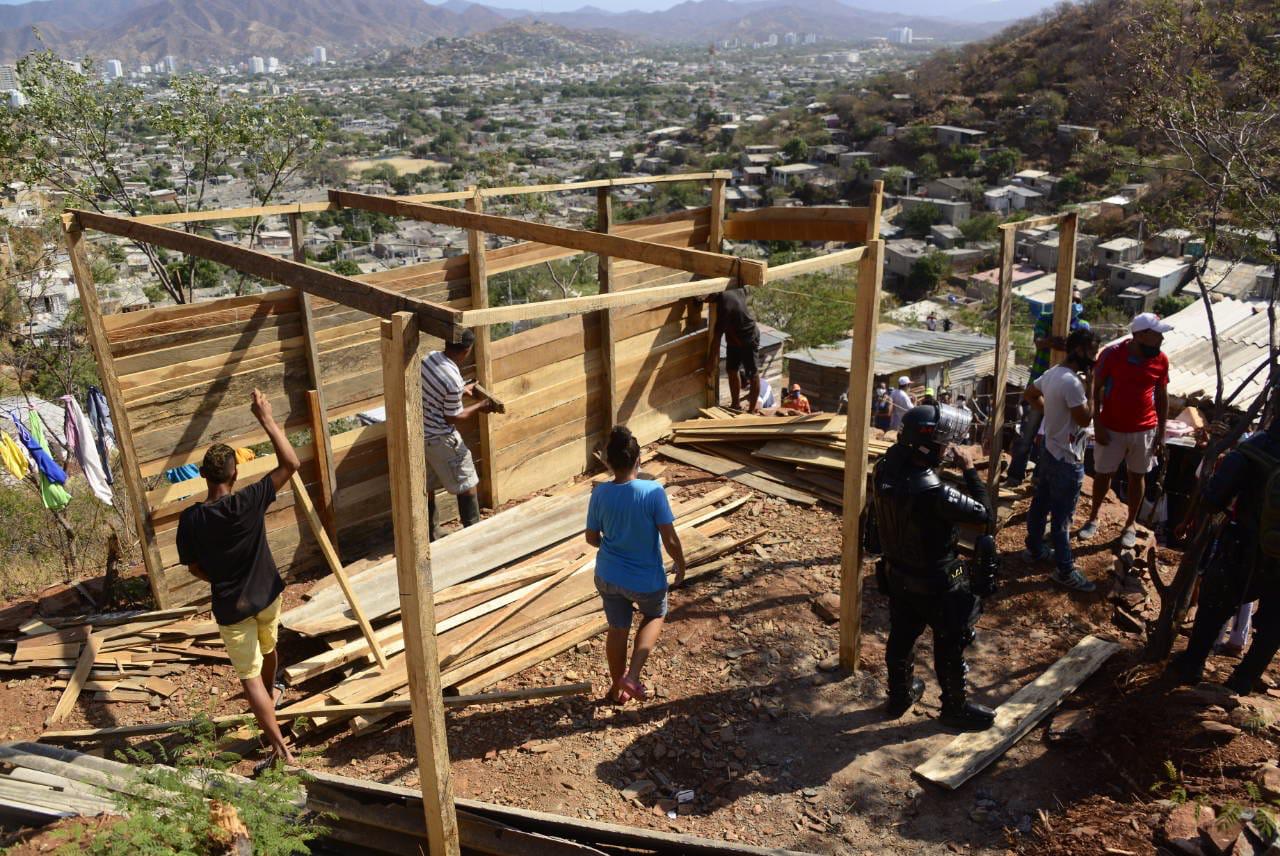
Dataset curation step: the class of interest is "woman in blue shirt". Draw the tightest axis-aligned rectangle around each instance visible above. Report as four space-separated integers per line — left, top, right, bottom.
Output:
586 426 687 704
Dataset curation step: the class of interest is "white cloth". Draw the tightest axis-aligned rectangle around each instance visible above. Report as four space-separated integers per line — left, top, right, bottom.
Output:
759 380 777 409
63 396 114 505
1034 365 1089 464
889 389 913 430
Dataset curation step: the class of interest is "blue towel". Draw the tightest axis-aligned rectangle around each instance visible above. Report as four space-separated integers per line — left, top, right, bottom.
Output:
12 416 67 486
165 463 200 484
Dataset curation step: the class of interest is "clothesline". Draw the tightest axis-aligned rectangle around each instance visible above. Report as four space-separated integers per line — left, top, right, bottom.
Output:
0 387 117 511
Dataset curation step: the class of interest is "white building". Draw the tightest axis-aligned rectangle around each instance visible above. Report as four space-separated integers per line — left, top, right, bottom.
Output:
312 46 327 64
250 56 265 74
889 27 913 45
765 34 778 47
803 33 817 45
104 59 124 80
784 32 798 46
162 55 176 74
0 65 17 91
267 56 279 73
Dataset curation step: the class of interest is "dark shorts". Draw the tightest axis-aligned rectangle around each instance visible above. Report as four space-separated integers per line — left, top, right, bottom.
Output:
725 333 760 379
596 577 669 629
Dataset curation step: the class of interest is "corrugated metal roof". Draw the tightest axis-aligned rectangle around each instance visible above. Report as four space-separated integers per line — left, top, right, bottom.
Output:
1105 298 1275 403
789 328 997 375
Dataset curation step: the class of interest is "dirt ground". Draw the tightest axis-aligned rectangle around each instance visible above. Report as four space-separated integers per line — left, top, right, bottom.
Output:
4 463 1280 855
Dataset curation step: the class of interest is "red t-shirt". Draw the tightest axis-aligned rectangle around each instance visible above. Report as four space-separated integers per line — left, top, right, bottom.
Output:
1096 338 1169 432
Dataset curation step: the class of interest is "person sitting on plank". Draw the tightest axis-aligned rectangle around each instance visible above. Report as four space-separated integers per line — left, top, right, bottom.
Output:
177 388 299 771
585 426 687 704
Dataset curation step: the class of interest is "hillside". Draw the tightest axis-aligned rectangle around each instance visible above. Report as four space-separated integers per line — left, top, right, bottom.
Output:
386 21 637 72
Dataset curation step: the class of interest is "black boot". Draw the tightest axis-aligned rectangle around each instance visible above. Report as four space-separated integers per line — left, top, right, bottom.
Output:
886 651 924 719
937 645 995 731
458 493 481 527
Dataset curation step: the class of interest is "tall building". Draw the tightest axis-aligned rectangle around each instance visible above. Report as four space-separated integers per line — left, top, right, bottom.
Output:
889 26 913 45
803 32 817 45
0 64 17 91
250 56 265 74
162 55 176 73
105 59 124 80
267 56 279 73
312 46 327 64
765 33 778 47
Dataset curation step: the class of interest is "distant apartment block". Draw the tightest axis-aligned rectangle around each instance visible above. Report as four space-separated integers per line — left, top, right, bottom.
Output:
105 60 124 80
250 56 266 74
889 27 913 45
0 64 18 91
313 46 327 64
162 55 176 74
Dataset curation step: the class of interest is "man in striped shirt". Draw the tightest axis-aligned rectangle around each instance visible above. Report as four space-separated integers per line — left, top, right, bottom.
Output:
421 329 492 538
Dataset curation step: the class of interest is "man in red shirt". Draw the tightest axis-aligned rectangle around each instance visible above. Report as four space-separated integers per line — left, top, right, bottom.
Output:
1078 313 1172 548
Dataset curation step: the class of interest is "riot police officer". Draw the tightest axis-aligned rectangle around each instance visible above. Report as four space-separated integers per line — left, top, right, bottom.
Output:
870 403 999 731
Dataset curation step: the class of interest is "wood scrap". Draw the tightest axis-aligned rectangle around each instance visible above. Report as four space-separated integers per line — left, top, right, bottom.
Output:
656 443 817 505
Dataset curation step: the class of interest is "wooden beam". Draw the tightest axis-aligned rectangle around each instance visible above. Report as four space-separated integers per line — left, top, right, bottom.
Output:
764 247 866 282
329 191 765 287
708 177 726 252
867 180 885 241
914 635 1120 789
64 226 169 607
998 212 1069 233
1051 211 1079 364
838 239 884 673
45 635 101 724
467 192 498 509
305 390 338 544
475 171 729 198
72 210 462 341
987 227 1017 500
458 276 731 328
380 311 461 856
289 471 388 669
596 187 618 429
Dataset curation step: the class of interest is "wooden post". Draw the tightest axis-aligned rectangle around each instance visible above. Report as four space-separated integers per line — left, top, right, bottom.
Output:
466 192 498 509
596 187 618 428
64 226 170 606
708 176 726 253
380 312 460 856
866 180 885 241
987 226 1018 499
1050 212 1078 364
289 212 340 547
838 239 884 672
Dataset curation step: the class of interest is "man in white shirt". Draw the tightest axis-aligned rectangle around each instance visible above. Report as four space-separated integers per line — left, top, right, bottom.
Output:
1021 328 1100 593
889 377 914 431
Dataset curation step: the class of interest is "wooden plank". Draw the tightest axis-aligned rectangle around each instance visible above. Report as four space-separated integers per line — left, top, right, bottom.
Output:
72 210 461 341
914 635 1120 789
289 471 388 669
596 187 618 432
840 236 883 672
330 191 765 287
765 247 866 282
459 276 732 328
1051 211 1078 364
467 192 498 509
655 444 816 505
380 311 460 855
306 390 339 544
722 220 868 243
65 226 169 607
46 635 101 724
986 226 1017 500
997 213 1068 233
708 177 726 253
476 172 725 198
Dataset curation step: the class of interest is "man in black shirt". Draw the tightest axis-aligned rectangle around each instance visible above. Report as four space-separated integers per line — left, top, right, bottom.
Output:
177 388 300 767
707 288 762 413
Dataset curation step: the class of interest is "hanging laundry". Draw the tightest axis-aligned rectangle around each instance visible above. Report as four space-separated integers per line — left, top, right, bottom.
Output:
15 413 70 511
235 447 256 464
86 386 114 485
61 395 113 506
0 432 31 481
165 463 200 484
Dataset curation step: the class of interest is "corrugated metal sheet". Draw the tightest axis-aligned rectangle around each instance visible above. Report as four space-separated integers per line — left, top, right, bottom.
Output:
789 328 996 375
1105 297 1275 403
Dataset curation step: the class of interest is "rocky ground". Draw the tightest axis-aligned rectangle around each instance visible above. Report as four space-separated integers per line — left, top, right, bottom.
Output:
3 463 1280 855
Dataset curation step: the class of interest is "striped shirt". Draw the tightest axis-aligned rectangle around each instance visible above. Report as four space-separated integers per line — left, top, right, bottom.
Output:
420 351 465 438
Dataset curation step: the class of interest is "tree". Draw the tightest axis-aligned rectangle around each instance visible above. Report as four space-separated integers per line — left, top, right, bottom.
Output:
782 138 809 163
902 202 941 238
915 153 940 182
983 147 1021 182
882 166 911 194
958 213 1001 243
330 258 361 276
905 252 951 300
749 267 858 350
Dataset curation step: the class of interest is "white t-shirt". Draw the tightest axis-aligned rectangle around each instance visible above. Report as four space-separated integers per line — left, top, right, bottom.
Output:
1035 364 1089 464
889 388 914 429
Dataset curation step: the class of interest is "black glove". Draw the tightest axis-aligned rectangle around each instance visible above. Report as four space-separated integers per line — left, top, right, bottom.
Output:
969 534 1000 598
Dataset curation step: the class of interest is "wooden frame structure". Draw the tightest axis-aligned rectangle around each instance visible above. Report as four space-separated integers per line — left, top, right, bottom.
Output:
985 211 1080 499
65 173 885 852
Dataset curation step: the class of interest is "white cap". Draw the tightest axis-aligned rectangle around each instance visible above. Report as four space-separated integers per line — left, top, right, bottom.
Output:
898 376 910 386
1131 312 1174 334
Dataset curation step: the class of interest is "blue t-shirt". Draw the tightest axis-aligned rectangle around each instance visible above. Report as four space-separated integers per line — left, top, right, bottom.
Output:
586 479 675 594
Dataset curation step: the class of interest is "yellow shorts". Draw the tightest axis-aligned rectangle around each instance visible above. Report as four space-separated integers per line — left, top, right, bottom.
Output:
217 595 283 680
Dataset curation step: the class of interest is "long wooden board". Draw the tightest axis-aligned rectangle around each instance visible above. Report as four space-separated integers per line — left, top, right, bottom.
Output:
913 634 1120 789
655 444 817 505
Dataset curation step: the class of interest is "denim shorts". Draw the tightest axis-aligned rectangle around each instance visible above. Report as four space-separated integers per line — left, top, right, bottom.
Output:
595 577 668 629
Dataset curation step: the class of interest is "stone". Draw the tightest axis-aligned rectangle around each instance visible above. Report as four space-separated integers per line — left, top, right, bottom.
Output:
1163 802 1213 856
1256 763 1280 802
818 655 842 672
1199 721 1242 743
725 648 754 660
811 593 841 624
1047 709 1097 744
522 740 560 754
1201 819 1244 856
621 780 656 802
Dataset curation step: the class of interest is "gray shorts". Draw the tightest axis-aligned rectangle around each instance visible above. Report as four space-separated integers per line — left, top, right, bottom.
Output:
595 577 668 629
424 430 479 494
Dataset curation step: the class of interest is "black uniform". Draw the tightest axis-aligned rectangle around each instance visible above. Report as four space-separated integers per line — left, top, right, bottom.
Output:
873 442 992 723
1174 429 1280 694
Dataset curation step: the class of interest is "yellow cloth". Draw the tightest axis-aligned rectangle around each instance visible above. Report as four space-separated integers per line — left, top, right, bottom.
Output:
216 594 282 680
0 433 30 480
234 447 256 464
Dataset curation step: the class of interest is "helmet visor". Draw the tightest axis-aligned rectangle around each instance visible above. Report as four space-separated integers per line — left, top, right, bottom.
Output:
933 404 972 447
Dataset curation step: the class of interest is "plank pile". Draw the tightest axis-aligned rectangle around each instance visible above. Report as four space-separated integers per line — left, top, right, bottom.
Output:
268 468 757 735
0 607 227 723
663 408 1017 509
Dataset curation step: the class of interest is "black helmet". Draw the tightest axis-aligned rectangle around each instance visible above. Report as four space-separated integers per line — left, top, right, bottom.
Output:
899 403 973 465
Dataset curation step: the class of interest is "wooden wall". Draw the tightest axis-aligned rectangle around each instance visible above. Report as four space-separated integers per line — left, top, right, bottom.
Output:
97 207 712 607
